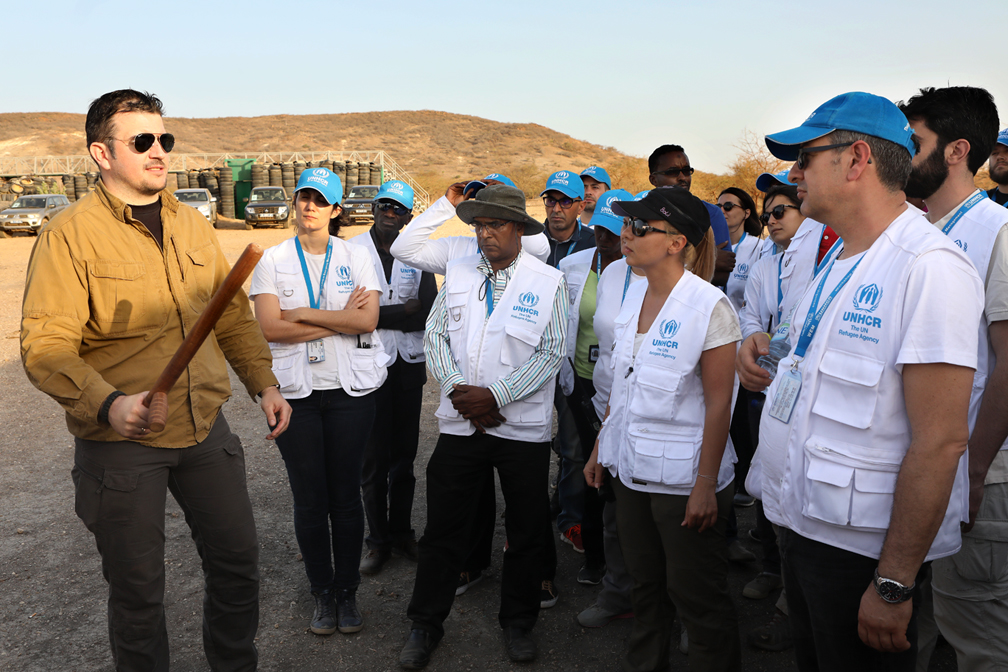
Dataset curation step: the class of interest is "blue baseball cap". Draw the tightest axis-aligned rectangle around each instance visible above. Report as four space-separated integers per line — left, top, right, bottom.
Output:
997 128 1008 147
540 170 585 200
463 173 517 198
580 166 612 189
765 91 917 160
294 167 343 205
592 189 633 236
756 169 793 193
634 189 650 201
374 180 414 210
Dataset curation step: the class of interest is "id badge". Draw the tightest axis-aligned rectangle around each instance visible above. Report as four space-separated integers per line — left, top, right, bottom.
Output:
768 368 801 424
588 344 600 363
307 339 326 364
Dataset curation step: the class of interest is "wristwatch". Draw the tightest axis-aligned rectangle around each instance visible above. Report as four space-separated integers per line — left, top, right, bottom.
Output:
873 569 915 604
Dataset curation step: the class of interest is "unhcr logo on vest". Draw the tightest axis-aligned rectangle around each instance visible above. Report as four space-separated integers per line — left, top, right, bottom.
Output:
649 318 680 358
842 283 883 334
852 284 882 313
512 290 541 324
334 265 354 289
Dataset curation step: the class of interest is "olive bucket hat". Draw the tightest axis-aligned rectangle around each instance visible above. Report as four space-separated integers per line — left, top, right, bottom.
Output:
456 184 544 235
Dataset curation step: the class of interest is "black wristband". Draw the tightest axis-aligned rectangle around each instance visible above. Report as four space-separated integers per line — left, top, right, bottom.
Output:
98 391 126 425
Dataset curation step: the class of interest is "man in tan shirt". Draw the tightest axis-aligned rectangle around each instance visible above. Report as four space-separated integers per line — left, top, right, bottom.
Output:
21 89 290 672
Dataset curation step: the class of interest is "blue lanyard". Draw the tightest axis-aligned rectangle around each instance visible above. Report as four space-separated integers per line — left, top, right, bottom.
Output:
776 254 784 323
595 251 602 276
484 277 495 317
813 228 843 278
793 253 863 361
621 265 632 305
732 231 747 254
942 191 986 236
294 237 332 310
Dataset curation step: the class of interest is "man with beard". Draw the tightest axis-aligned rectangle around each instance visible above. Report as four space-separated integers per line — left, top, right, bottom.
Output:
350 181 437 575
20 89 291 670
988 129 1008 207
900 86 1008 672
578 166 611 227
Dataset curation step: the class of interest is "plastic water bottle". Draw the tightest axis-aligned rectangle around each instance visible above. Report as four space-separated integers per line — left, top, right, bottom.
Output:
757 322 791 381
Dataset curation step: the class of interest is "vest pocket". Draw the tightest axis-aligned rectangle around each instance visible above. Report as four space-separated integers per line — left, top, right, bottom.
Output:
272 351 303 394
630 368 683 422
629 427 700 486
811 350 884 429
501 324 541 368
276 263 302 310
802 434 901 530
349 347 384 392
507 386 551 425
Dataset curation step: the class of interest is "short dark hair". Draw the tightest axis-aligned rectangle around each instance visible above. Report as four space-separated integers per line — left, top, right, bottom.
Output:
764 184 801 209
897 86 1000 175
648 144 686 173
828 130 913 192
718 187 762 236
86 89 165 154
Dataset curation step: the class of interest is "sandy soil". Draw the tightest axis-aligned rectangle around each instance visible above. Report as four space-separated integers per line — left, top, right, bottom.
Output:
0 211 955 671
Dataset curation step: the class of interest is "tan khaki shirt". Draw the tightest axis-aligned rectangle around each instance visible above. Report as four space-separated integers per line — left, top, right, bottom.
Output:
21 180 278 447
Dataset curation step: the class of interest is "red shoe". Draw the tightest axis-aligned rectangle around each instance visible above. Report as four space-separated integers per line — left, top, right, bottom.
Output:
560 525 585 553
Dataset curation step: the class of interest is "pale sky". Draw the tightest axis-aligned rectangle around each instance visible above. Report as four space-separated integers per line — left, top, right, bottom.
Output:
4 0 1004 173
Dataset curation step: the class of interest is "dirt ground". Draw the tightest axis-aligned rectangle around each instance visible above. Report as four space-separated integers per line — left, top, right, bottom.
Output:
0 210 956 671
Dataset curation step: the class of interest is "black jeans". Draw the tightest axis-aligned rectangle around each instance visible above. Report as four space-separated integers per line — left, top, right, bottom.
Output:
72 415 258 672
275 388 375 594
565 375 605 568
361 358 424 551
779 528 927 672
408 432 550 639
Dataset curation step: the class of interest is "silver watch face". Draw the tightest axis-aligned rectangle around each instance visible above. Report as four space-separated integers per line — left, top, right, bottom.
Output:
876 577 910 603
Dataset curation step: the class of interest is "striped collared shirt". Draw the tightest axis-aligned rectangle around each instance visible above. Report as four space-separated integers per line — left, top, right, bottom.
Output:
424 250 569 408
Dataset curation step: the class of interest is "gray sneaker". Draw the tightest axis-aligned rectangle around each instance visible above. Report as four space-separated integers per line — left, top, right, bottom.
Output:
576 602 633 628
743 572 784 600
310 591 337 636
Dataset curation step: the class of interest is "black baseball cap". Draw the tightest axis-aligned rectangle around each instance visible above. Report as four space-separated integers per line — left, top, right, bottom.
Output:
611 186 711 246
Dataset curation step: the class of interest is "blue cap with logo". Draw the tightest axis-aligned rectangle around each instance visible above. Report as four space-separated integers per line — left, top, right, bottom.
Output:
374 180 414 210
294 167 343 205
463 173 517 198
998 128 1008 147
765 91 917 160
592 189 633 236
756 169 793 193
580 166 612 189
634 189 650 201
540 170 586 200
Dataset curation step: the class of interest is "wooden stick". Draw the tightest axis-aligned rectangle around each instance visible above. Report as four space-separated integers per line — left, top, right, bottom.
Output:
144 243 264 432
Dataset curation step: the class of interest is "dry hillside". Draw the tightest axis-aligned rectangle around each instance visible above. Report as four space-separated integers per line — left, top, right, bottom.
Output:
0 110 728 200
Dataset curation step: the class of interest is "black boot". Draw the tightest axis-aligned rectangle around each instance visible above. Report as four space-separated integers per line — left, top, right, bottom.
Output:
310 590 337 635
336 588 363 633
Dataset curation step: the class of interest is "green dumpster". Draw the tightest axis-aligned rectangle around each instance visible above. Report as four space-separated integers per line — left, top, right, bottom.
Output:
226 159 256 219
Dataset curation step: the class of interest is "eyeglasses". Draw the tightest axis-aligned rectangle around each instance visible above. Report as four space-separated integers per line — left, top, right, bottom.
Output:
651 166 695 178
623 218 673 237
543 195 578 210
717 202 745 213
795 142 854 170
113 133 175 154
375 201 410 216
760 204 800 225
471 219 512 233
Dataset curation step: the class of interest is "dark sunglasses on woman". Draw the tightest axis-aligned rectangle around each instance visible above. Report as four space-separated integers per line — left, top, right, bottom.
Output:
717 202 745 213
623 217 673 237
760 204 800 225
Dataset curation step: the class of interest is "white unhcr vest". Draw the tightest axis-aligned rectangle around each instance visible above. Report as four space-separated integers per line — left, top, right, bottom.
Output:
762 209 980 560
598 270 738 496
935 193 1006 449
349 230 425 365
557 248 594 397
436 253 565 442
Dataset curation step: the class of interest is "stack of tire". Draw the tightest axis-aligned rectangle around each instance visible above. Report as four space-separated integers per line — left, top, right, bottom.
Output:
63 175 76 201
219 164 235 219
345 161 358 195
187 170 199 189
281 163 295 200
86 172 98 192
251 163 268 188
165 172 178 194
333 162 346 195
204 170 220 202
370 163 382 186
293 161 306 186
269 164 282 188
75 174 88 198
358 161 370 186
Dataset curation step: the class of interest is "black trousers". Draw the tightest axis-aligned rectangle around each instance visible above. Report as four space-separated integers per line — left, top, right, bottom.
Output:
407 432 550 639
565 375 605 568
779 528 927 672
361 357 425 551
72 415 258 672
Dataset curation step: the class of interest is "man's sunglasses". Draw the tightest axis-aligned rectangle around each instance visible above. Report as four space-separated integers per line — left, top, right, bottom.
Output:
113 133 175 153
760 204 800 225
623 218 673 237
543 195 579 210
717 202 746 213
651 166 695 178
375 201 410 216
471 219 511 233
795 142 854 170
